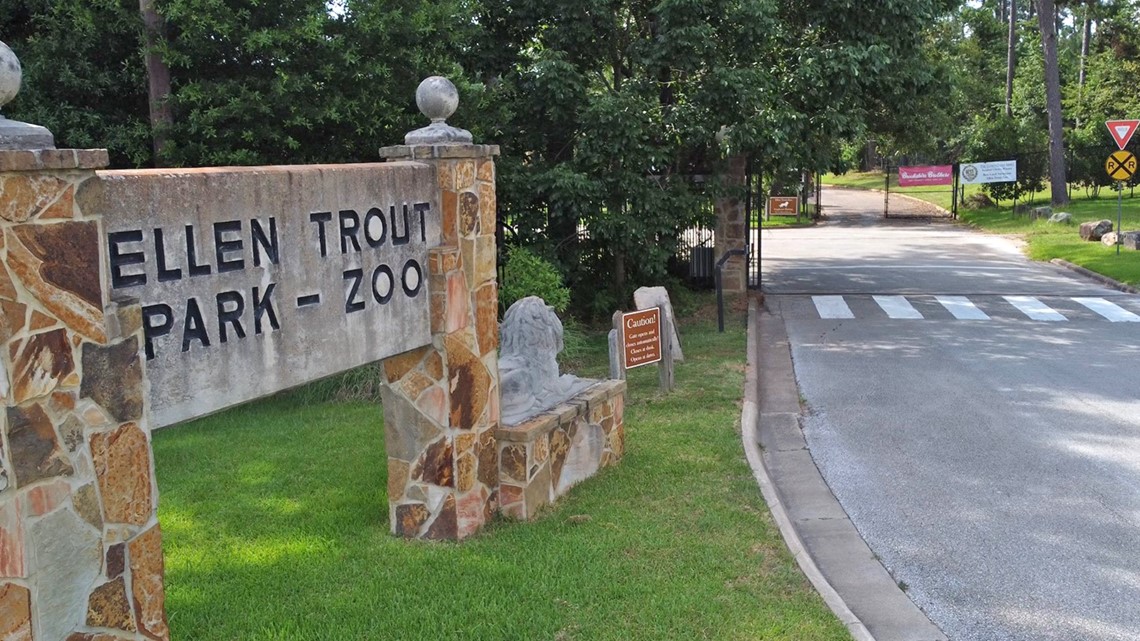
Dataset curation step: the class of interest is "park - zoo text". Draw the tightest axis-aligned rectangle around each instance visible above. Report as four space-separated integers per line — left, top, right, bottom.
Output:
107 203 431 360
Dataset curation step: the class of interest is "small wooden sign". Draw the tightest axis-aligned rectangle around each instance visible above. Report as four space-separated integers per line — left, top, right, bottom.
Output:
768 196 799 216
622 307 662 369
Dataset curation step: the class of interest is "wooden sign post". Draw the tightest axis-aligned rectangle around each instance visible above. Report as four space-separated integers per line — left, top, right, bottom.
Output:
612 306 674 392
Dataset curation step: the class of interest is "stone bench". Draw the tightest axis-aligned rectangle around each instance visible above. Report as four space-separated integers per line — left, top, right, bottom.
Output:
497 379 626 520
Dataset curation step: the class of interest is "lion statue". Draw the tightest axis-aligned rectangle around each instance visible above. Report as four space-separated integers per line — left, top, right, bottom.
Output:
499 296 594 425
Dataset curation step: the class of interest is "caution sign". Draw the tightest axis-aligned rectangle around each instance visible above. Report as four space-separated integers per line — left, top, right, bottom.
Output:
622 307 662 369
768 196 799 217
1106 150 1138 182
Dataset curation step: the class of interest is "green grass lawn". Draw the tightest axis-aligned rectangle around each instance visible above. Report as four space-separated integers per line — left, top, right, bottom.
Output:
760 215 812 228
154 295 849 641
961 190 1140 285
822 170 980 212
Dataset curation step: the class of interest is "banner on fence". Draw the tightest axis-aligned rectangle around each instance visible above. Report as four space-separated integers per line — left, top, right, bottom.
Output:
960 160 1017 185
898 165 953 187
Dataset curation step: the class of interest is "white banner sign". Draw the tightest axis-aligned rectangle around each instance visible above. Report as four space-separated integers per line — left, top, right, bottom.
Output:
960 160 1017 185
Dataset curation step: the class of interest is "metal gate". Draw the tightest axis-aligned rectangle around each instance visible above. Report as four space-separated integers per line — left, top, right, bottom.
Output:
745 163 821 290
883 163 958 219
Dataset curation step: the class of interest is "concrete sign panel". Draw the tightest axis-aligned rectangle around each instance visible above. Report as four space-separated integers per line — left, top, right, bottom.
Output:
960 160 1017 185
96 163 440 427
898 165 953 187
622 307 662 369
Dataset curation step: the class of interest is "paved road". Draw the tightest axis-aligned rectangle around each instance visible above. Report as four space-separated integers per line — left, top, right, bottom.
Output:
763 188 1140 641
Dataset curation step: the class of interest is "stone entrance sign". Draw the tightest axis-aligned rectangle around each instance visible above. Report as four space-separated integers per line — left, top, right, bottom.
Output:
94 164 440 427
0 66 626 641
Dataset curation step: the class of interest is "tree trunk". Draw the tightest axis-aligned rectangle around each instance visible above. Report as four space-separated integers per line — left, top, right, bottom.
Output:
613 249 626 304
1005 0 1017 117
1078 3 1091 87
1037 0 1069 206
140 0 174 167
1075 2 1092 128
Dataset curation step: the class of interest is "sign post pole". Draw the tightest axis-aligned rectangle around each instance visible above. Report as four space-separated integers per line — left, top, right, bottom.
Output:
1105 147 1138 258
658 308 674 392
1119 181 1124 256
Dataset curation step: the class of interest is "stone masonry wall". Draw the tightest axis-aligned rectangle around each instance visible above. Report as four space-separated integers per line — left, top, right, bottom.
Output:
378 145 501 540
497 380 625 520
715 154 748 294
0 149 167 641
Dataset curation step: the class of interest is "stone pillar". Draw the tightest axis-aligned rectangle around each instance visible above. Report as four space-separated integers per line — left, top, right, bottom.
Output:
0 43 167 640
377 78 501 540
714 154 748 294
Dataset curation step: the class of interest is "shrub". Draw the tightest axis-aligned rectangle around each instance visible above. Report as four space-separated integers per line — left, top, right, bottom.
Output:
499 245 571 314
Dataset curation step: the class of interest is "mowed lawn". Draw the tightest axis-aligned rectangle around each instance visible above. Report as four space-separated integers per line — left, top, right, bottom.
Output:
153 300 850 641
961 193 1140 285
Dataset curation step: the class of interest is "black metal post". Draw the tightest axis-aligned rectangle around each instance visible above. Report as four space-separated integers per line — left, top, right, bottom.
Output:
952 163 959 219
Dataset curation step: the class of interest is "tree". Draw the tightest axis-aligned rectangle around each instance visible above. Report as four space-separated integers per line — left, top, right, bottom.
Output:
0 0 154 167
2 0 477 168
1037 0 1069 205
158 0 474 166
1006 0 1017 117
471 0 958 313
139 0 173 165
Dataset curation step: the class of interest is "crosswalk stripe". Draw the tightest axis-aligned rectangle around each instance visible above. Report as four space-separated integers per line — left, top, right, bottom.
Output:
873 295 924 319
812 296 854 319
1073 297 1140 322
935 296 990 320
1003 296 1067 321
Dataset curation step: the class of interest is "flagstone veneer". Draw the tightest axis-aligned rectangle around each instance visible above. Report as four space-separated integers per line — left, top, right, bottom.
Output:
379 144 502 540
0 147 169 640
496 380 626 520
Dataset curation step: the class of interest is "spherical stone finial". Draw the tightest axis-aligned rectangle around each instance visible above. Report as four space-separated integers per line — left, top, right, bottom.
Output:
0 41 22 112
415 76 459 123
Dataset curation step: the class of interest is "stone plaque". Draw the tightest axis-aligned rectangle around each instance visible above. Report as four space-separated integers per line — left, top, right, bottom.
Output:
96 163 440 427
622 307 661 369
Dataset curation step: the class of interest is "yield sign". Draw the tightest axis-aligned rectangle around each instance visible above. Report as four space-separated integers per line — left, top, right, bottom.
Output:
1106 119 1140 150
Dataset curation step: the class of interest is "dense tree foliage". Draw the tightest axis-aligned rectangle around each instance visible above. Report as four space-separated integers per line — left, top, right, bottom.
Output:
0 0 153 167
870 0 1140 203
1 0 471 166
464 0 956 313
6 0 1135 309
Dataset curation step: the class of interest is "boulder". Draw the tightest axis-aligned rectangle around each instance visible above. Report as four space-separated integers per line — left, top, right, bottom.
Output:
1120 231 1140 250
963 193 995 210
1047 212 1072 224
633 286 683 362
1081 219 1114 241
1014 203 1032 216
1031 206 1052 220
1101 231 1118 247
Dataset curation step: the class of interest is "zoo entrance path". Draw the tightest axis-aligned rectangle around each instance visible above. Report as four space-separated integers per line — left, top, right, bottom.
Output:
757 187 1140 641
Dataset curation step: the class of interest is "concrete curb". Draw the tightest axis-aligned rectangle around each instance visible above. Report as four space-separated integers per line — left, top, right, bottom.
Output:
1050 258 1140 294
741 294 874 641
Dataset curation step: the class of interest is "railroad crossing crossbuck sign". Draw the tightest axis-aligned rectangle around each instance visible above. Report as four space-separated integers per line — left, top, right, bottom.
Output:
1106 150 1138 182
